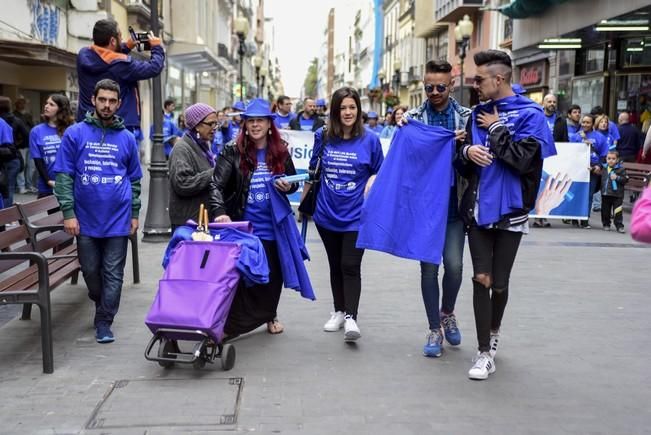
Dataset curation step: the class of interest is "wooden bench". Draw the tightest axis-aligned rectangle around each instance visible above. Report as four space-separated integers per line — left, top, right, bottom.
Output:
17 195 141 285
0 195 141 374
623 162 651 199
0 204 80 374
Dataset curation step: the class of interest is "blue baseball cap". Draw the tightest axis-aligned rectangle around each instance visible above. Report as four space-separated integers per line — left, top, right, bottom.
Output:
232 100 246 112
512 84 526 95
367 111 379 119
241 98 275 119
316 98 326 107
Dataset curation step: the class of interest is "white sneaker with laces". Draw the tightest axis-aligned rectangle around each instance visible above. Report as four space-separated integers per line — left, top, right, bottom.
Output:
343 315 361 342
323 311 345 332
489 331 500 358
468 352 495 380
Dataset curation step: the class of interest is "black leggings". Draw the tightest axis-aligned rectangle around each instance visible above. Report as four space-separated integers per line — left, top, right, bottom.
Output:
316 225 365 320
224 239 283 335
468 226 523 353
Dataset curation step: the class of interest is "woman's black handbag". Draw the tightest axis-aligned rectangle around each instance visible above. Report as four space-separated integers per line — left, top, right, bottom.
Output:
298 143 325 216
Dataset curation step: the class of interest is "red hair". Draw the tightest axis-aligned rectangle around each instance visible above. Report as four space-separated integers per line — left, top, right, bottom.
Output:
236 120 288 177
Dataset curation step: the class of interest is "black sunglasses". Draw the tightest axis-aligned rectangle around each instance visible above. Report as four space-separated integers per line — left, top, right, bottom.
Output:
424 83 449 93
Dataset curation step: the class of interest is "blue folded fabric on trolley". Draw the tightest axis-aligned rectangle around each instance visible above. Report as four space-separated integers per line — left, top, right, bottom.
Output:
357 120 455 265
163 225 269 286
268 177 316 300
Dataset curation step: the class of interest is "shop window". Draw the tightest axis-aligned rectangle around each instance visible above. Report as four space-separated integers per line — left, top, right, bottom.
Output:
616 74 651 128
572 76 604 114
619 37 651 68
576 46 605 75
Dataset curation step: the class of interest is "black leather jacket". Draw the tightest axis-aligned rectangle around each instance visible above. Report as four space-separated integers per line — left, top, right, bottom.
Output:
209 142 299 220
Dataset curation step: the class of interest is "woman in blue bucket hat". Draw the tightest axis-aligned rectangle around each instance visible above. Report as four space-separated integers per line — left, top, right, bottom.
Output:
209 98 309 336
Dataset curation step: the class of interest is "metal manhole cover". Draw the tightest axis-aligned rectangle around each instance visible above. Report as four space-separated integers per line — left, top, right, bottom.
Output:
85 377 243 431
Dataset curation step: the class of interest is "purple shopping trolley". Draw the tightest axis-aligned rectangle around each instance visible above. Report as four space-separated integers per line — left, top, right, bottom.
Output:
144 240 242 370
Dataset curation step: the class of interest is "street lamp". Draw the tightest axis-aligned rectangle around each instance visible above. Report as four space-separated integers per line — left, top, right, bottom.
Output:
252 55 262 97
260 66 268 99
142 0 171 242
234 15 249 102
377 68 386 114
393 59 402 96
455 14 474 106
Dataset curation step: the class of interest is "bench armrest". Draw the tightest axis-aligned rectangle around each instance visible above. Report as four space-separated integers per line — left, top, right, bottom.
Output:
0 252 50 294
28 223 65 236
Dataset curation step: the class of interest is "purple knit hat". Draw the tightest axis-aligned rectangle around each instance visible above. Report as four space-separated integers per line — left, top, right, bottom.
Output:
184 103 216 130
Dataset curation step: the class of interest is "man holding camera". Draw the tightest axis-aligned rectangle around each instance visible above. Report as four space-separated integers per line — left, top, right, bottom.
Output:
76 19 165 138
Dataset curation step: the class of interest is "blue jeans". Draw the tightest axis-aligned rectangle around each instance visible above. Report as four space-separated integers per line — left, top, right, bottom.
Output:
77 235 129 327
420 216 465 330
2 157 21 206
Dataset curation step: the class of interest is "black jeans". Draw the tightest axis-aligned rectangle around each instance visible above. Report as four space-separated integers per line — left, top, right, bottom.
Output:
316 225 365 320
601 195 624 229
468 226 523 353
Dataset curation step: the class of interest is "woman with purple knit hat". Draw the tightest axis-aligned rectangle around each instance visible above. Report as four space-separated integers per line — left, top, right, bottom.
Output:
168 102 219 231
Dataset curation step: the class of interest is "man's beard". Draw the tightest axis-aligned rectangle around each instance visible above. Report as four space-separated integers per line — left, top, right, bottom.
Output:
96 110 114 120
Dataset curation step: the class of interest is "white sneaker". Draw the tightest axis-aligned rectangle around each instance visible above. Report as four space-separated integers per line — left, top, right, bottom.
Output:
489 331 500 358
468 352 495 380
343 315 361 342
323 311 345 332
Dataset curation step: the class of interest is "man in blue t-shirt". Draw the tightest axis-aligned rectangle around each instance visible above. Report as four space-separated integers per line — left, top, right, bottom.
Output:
289 97 325 132
365 111 384 135
273 95 295 129
149 98 179 159
54 79 142 344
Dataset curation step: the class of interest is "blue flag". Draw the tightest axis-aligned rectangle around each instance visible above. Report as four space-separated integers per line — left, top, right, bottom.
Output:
356 120 455 265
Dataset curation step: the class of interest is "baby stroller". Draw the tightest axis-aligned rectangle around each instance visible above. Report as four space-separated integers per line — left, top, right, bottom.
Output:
144 240 241 370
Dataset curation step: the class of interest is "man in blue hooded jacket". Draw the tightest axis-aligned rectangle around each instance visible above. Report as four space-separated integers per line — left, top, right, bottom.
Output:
55 79 142 344
76 19 165 137
456 50 554 380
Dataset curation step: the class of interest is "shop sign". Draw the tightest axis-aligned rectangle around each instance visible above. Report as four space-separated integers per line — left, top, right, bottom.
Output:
519 61 546 87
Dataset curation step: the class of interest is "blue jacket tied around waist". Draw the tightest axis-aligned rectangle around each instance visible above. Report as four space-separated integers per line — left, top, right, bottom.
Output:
356 120 456 264
472 95 556 226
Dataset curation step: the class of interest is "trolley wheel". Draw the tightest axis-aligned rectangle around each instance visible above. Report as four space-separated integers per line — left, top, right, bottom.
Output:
157 338 176 369
193 357 206 370
221 343 236 371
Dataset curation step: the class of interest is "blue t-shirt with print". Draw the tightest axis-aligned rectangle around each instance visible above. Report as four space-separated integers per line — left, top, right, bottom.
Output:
299 117 314 131
311 129 384 232
274 112 294 129
243 149 275 240
545 113 556 135
570 130 608 165
53 121 143 238
29 123 62 194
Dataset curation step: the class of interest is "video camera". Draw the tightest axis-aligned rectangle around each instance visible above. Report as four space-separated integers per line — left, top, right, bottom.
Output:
128 26 151 51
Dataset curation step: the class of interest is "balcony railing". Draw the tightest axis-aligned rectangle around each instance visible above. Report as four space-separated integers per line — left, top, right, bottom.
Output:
434 0 482 23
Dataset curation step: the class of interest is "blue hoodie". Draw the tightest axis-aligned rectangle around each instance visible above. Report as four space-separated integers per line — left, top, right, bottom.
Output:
76 44 165 128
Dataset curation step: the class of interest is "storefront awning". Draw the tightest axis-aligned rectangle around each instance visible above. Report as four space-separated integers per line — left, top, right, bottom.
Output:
499 0 569 19
0 40 76 68
167 41 224 72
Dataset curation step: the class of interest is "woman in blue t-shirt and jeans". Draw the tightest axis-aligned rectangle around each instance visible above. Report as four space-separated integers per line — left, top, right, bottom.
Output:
29 94 74 198
303 87 384 342
210 98 298 336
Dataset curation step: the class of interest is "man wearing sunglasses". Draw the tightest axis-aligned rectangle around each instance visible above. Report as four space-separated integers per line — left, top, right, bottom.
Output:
403 60 471 359
456 50 555 380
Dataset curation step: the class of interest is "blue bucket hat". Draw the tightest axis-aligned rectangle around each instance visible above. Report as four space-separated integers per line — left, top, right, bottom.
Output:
367 111 379 119
241 98 275 119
